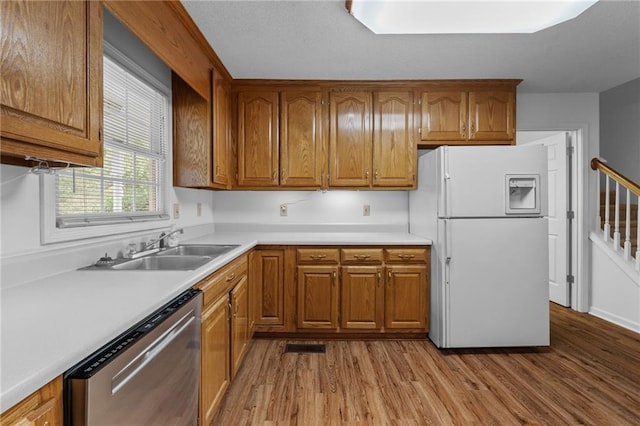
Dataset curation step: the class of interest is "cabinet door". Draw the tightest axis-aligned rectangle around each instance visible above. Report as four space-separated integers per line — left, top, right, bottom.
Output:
212 68 231 187
250 249 285 327
419 91 467 142
385 265 427 330
280 91 324 187
341 266 384 330
173 72 211 188
329 91 372 187
373 91 416 188
237 91 279 187
297 265 339 329
231 275 249 378
1 0 102 167
200 294 230 426
0 376 62 426
468 90 515 142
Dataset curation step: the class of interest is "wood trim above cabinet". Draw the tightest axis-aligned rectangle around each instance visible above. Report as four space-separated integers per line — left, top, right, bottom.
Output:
104 1 212 100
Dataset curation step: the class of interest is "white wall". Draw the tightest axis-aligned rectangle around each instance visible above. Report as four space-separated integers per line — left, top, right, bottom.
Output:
599 78 640 183
590 235 639 332
517 92 600 312
0 163 215 285
211 190 408 232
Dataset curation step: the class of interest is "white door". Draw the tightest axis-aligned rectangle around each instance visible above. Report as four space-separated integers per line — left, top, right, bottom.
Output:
527 133 571 306
445 218 549 348
441 145 548 218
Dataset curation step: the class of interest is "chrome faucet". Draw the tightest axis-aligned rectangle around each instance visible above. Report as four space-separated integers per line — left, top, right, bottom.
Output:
144 228 184 250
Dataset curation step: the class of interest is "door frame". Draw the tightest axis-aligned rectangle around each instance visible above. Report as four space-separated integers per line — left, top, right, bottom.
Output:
517 128 586 312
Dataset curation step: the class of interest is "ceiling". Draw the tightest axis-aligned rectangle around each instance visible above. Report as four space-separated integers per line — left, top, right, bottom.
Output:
181 0 640 93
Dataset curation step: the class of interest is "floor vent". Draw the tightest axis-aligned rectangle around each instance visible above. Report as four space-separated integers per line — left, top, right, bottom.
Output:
285 343 326 354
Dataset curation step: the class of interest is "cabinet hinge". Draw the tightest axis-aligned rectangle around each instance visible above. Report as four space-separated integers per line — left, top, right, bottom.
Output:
567 145 575 156
567 274 575 284
567 211 575 220
417 127 422 134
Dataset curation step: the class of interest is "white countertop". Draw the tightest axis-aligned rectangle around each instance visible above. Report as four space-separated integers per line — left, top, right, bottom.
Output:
0 231 430 412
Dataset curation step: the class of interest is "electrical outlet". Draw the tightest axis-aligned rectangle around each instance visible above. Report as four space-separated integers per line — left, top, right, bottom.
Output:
363 204 370 216
280 204 288 217
196 203 202 217
173 203 180 219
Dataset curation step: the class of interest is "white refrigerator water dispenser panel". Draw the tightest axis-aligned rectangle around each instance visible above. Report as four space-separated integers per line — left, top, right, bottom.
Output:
505 174 541 215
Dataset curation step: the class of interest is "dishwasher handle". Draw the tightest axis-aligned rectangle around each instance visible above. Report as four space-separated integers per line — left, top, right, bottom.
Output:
111 309 196 395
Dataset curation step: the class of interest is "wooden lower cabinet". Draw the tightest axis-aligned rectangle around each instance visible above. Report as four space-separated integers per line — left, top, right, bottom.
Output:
0 376 62 426
231 275 249 378
250 249 285 328
200 294 230 426
385 265 428 330
292 246 430 334
341 266 384 330
195 254 249 424
296 265 339 329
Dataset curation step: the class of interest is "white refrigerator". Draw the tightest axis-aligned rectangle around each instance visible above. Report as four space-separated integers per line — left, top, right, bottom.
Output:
409 145 550 348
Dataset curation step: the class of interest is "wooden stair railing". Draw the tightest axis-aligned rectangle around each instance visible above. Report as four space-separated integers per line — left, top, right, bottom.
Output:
591 158 640 271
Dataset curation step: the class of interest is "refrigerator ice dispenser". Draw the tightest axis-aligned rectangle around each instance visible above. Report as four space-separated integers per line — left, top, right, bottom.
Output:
505 174 540 215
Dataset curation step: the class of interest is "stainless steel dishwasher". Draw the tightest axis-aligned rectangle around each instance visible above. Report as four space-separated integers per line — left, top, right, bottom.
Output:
65 289 201 426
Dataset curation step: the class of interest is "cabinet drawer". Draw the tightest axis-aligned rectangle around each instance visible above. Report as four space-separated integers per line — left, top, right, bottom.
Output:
340 248 383 264
297 248 340 264
197 255 248 307
385 248 429 263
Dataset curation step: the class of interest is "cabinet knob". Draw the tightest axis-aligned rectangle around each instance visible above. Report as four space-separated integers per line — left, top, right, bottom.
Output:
226 273 235 282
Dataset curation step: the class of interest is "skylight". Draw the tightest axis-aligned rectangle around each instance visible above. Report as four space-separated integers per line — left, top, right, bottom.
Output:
347 0 599 34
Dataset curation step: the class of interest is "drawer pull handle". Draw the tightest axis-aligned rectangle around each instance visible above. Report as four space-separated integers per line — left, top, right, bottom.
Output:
310 254 327 260
354 254 371 260
398 254 416 260
226 273 235 281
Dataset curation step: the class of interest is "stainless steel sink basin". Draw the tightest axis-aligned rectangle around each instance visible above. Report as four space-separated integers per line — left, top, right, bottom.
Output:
156 244 239 257
111 255 213 271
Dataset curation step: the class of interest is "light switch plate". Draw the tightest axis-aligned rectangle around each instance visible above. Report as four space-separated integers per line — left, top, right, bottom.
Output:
173 203 180 219
280 204 288 217
196 203 202 217
363 205 370 216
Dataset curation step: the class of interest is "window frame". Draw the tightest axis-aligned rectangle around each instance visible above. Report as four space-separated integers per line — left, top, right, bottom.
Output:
41 42 172 244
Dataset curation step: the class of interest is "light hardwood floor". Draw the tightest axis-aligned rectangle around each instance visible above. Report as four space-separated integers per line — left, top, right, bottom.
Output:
213 304 640 425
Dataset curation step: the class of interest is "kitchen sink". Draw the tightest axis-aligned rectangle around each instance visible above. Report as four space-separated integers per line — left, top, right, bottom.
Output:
111 255 213 271
156 244 239 257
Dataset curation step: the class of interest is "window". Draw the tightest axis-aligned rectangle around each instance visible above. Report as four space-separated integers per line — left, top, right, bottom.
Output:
42 44 170 243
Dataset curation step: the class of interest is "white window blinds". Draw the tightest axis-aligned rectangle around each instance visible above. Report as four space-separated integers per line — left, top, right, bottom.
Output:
56 55 169 228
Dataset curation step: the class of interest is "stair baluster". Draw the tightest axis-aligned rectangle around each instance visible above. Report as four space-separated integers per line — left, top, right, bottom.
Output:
613 182 620 251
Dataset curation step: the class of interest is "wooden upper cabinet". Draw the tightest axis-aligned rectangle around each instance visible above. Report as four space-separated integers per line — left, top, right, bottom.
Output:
329 91 372 187
0 0 103 167
420 91 467 142
237 91 279 187
419 85 517 146
373 91 416 188
212 68 231 188
468 90 515 141
172 72 211 188
280 91 324 187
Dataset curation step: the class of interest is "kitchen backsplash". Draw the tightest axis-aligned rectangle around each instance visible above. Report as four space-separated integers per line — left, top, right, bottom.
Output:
211 190 409 232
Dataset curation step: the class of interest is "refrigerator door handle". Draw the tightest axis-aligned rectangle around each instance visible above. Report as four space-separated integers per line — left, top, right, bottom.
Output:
444 219 452 286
